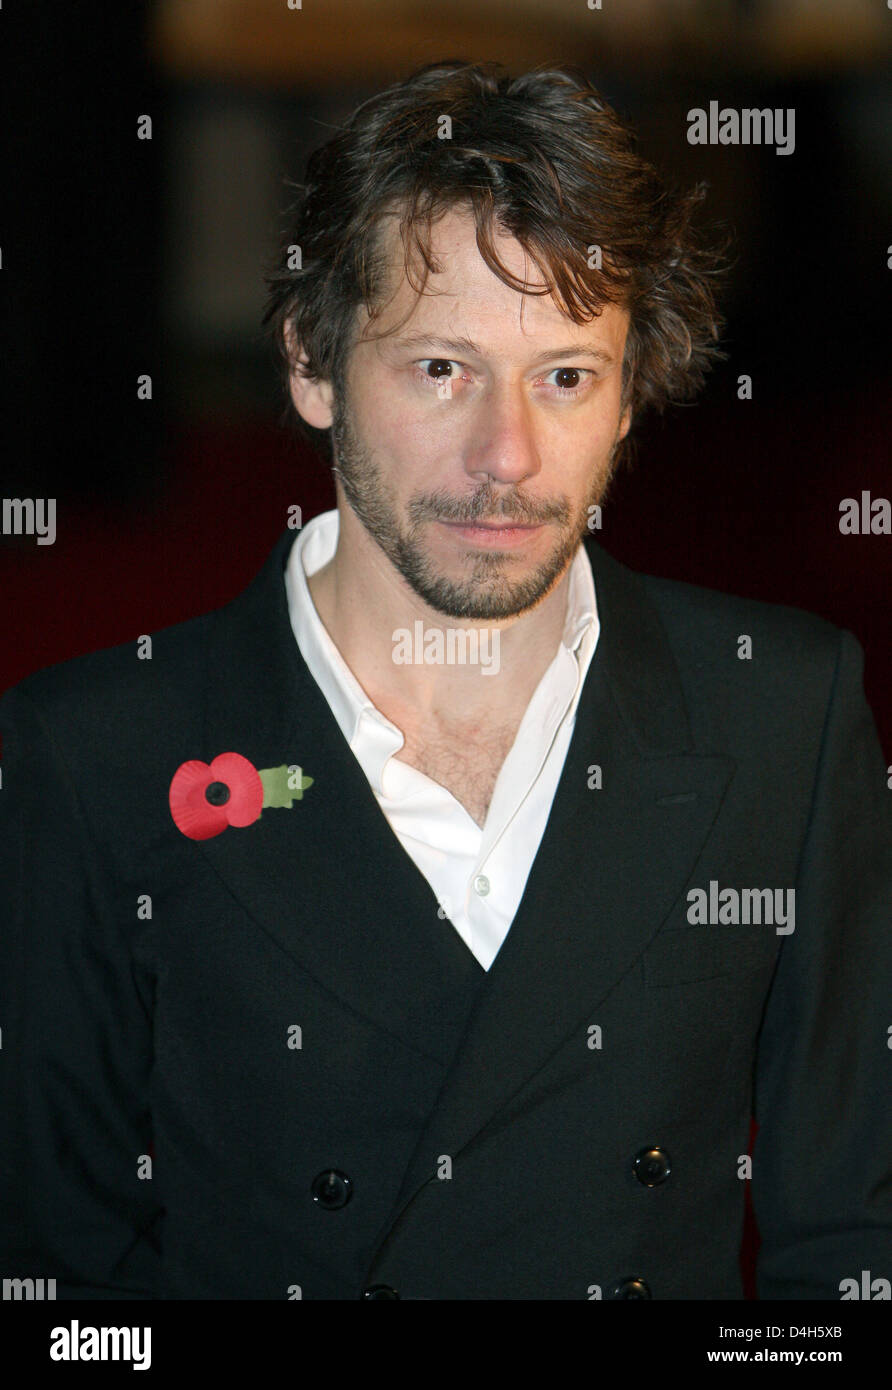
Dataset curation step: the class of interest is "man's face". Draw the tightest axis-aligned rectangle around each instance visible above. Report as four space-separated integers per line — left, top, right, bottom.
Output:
297 206 631 621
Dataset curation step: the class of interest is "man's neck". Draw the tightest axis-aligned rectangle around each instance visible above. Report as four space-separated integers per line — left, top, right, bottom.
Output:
306 505 574 731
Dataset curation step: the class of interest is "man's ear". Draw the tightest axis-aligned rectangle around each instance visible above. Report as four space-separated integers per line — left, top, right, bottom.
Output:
285 322 335 429
618 403 632 440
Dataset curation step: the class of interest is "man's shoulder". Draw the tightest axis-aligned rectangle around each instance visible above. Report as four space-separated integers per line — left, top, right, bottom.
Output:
1 528 294 743
641 566 841 649
2 605 213 735
593 543 846 675
583 542 852 739
621 564 857 755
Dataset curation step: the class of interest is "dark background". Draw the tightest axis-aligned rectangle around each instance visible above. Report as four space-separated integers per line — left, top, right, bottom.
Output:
2 0 891 1299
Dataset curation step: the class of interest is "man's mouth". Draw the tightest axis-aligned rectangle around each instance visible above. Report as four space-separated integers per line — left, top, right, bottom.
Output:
441 518 542 528
438 519 545 545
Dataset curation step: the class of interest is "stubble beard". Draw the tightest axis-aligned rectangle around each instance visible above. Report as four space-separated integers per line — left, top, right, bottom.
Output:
329 391 619 621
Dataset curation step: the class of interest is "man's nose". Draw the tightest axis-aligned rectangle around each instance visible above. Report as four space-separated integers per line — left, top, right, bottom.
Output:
462 385 542 488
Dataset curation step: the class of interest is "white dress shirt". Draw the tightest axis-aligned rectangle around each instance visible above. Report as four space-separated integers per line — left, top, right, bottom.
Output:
284 509 600 971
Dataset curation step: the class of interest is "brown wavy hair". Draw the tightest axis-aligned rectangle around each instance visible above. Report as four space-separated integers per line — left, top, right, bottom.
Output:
262 59 729 464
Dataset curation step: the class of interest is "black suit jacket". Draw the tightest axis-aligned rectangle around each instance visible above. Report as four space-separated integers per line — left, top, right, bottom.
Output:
2 527 891 1299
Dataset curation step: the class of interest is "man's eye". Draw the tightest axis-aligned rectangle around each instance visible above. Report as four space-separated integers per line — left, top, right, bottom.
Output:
545 367 590 394
416 359 461 383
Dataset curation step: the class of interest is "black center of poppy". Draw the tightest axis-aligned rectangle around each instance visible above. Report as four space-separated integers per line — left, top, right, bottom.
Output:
205 780 230 806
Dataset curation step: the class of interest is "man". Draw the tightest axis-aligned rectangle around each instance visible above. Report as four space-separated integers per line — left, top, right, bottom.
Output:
1 60 890 1301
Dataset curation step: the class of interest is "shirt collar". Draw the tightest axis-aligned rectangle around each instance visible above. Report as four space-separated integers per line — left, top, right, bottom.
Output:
285 508 598 778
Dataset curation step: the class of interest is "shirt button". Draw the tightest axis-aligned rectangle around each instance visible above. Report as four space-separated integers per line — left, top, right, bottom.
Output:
473 874 490 896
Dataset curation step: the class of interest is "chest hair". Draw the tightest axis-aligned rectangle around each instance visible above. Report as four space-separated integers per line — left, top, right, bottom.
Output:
395 720 521 828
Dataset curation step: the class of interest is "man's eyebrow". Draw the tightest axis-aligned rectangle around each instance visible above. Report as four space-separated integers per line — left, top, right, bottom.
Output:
388 333 616 366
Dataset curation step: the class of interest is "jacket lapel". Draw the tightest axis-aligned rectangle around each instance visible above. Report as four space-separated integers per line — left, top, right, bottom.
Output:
194 528 484 1068
381 536 736 1221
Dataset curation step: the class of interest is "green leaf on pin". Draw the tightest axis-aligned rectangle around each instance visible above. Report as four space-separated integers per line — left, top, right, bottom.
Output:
259 764 314 809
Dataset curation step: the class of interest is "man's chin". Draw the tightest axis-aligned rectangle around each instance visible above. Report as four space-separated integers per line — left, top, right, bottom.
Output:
414 595 544 622
402 559 573 622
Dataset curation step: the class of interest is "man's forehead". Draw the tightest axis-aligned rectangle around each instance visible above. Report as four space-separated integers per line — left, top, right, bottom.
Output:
362 206 628 356
374 204 551 298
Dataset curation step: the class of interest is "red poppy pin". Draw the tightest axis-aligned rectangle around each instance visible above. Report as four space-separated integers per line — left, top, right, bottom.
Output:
169 753 314 840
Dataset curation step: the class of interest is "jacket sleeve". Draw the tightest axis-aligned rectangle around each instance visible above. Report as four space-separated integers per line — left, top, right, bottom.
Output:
752 627 892 1299
0 681 161 1298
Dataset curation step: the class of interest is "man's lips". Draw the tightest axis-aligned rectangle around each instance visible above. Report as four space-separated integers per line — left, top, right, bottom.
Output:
439 519 543 529
437 519 545 546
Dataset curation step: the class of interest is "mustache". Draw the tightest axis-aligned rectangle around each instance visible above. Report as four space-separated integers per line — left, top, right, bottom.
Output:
408 492 571 527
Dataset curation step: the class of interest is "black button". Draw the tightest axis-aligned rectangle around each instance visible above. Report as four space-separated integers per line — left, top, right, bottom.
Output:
361 1284 400 1300
205 780 230 806
608 1276 651 1300
633 1146 671 1186
311 1169 352 1209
